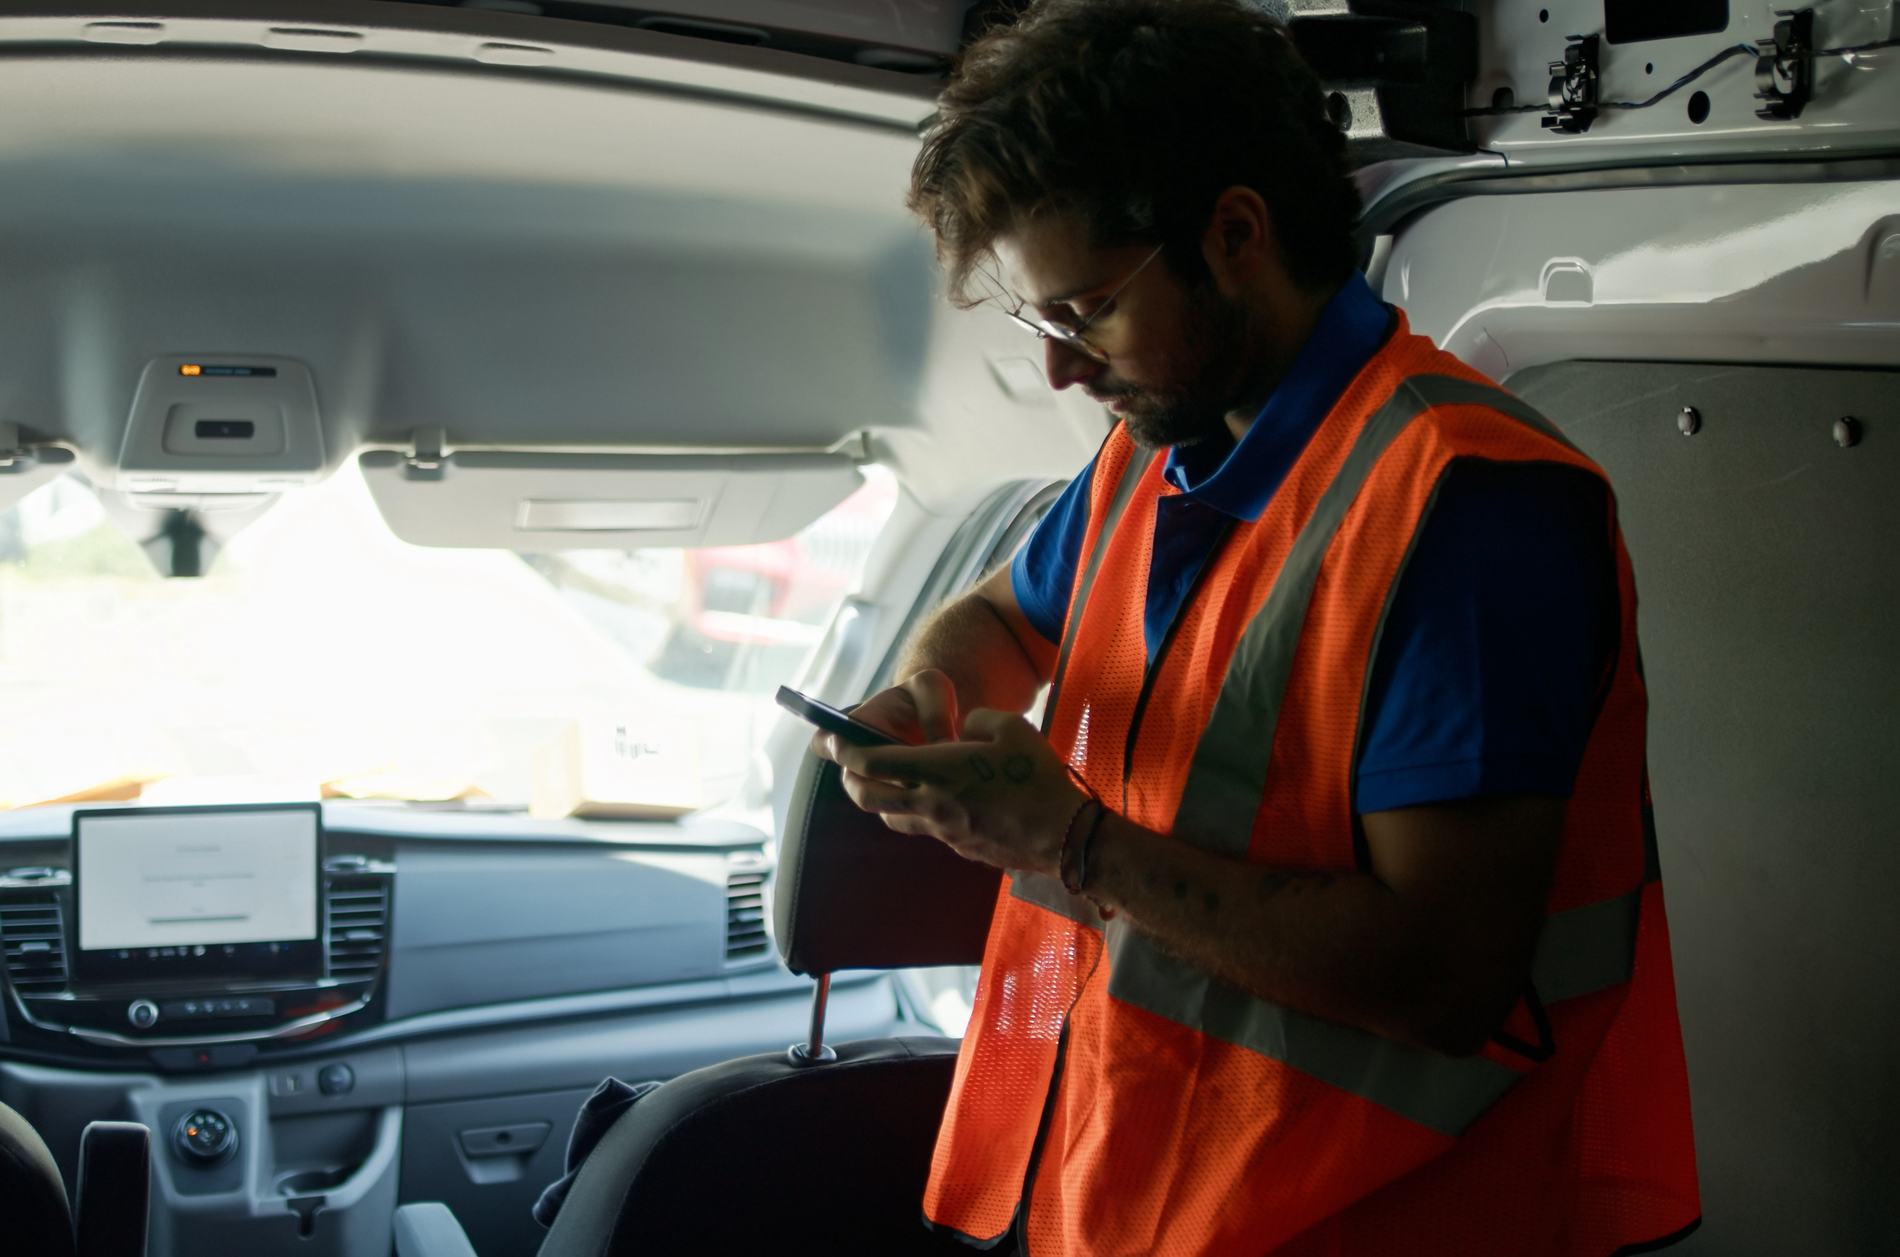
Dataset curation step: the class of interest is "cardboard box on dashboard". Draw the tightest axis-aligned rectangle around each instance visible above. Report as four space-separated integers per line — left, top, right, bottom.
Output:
531 717 705 820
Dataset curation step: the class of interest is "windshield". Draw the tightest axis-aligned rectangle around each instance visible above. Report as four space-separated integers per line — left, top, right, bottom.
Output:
0 463 895 815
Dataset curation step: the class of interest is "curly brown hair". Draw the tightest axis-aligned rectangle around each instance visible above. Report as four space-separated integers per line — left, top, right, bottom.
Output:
909 0 1361 306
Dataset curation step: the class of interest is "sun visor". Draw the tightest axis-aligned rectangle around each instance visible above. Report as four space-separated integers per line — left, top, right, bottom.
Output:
358 448 863 551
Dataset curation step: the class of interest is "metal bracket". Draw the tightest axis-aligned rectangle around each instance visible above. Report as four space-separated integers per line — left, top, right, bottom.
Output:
0 422 26 469
404 427 449 480
825 429 874 463
1754 8 1814 121
1542 34 1600 134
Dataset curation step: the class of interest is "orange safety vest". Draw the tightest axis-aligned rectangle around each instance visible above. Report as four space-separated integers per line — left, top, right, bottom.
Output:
923 315 1699 1255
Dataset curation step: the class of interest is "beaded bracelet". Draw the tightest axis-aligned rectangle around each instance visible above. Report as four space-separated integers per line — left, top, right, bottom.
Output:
1057 796 1098 894
1067 800 1108 896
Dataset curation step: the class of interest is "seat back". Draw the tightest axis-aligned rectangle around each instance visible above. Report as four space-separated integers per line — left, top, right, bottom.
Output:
1 1099 75 1257
537 751 1000 1256
541 1038 971 1256
1 1105 150 1257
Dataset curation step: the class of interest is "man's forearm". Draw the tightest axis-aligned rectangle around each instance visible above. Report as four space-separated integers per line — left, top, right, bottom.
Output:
897 589 1047 717
1086 813 1505 1055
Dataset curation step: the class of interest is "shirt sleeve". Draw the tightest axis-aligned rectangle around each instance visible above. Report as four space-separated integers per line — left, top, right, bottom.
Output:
1353 460 1617 815
1008 454 1097 646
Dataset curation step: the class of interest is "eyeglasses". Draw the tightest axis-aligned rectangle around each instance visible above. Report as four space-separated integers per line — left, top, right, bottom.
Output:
978 242 1166 366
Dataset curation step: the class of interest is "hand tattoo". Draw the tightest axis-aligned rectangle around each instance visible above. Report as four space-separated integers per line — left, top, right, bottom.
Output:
1002 754 1034 784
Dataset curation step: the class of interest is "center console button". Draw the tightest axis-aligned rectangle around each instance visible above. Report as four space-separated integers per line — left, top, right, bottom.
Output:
317 1063 355 1096
127 999 159 1029
150 1044 258 1071
173 1108 238 1165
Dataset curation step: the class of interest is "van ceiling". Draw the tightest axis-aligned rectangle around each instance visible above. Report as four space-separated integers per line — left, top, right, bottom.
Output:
0 24 1106 513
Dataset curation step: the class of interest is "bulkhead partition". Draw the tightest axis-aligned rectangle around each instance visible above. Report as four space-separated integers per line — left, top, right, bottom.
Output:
1508 360 1899 1256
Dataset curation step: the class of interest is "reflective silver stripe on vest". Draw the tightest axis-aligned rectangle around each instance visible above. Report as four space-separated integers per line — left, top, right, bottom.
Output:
1041 440 1160 737
1093 374 1641 1136
1103 921 1519 1138
1532 884 1642 1003
1172 374 1573 858
1009 869 1107 928
1103 883 1644 1137
1396 374 1580 453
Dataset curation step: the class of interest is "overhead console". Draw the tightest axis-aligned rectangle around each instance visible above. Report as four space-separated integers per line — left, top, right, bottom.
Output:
1 803 392 1056
116 355 326 496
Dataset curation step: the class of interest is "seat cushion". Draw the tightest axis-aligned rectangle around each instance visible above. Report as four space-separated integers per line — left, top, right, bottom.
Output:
541 1036 973 1257
1 1100 75 1257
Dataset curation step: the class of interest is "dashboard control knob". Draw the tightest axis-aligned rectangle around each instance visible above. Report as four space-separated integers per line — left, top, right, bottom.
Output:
127 999 159 1030
173 1109 237 1165
317 1063 355 1096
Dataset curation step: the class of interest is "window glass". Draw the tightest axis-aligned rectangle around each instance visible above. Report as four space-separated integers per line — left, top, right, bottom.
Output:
0 463 896 818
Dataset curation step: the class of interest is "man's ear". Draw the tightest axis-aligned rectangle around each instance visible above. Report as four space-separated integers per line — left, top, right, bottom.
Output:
1200 185 1276 292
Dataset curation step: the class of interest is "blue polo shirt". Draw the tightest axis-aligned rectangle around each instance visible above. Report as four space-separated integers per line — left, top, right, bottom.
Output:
1011 274 1615 815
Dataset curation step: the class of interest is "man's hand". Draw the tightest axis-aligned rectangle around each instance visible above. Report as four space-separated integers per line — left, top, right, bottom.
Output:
828 709 1086 877
811 668 961 753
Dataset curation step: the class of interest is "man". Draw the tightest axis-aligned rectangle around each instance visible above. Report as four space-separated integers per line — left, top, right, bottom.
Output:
815 2 1700 1252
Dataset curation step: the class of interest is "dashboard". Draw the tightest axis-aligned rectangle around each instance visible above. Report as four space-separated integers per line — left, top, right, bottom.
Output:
0 802 798 1062
18 803 341 1048
0 801 908 1257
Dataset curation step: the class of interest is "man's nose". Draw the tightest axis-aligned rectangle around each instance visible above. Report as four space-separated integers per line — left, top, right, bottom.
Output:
1044 338 1104 392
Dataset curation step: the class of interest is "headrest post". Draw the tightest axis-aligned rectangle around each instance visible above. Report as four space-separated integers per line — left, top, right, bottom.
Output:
785 972 838 1067
808 972 831 1055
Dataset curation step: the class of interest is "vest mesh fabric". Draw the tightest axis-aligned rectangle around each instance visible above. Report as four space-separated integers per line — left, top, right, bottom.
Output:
924 320 1699 1255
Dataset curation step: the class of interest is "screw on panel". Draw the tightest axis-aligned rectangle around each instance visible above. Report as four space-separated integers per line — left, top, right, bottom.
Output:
1678 407 1701 437
1834 417 1861 448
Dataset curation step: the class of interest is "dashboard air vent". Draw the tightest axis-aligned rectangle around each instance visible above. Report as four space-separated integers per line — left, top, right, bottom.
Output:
0 894 69 994
724 867 769 962
325 881 389 981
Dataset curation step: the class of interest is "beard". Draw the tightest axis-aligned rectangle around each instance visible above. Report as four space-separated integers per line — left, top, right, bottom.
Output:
1103 282 1253 450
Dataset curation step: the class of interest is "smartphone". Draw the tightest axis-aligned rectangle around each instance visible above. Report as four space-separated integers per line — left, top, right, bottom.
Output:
775 685 905 747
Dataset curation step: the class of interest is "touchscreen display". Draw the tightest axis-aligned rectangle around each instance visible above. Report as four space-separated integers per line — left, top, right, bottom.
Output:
73 804 323 984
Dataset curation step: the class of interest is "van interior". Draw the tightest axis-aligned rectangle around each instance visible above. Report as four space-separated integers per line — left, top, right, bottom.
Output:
0 1 1894 1254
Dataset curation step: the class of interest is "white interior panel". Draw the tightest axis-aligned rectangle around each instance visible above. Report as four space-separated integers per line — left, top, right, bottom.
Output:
1382 180 1900 377
0 44 1103 514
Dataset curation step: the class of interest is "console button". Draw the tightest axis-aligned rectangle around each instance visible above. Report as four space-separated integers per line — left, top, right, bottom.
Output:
173 1108 238 1165
127 999 159 1029
317 1063 355 1096
150 1044 258 1071
159 996 277 1021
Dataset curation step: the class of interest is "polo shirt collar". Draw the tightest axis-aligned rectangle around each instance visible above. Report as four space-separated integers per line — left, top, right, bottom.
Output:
1162 271 1392 521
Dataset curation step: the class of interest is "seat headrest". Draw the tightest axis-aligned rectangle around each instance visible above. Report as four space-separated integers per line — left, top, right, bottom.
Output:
773 750 999 976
